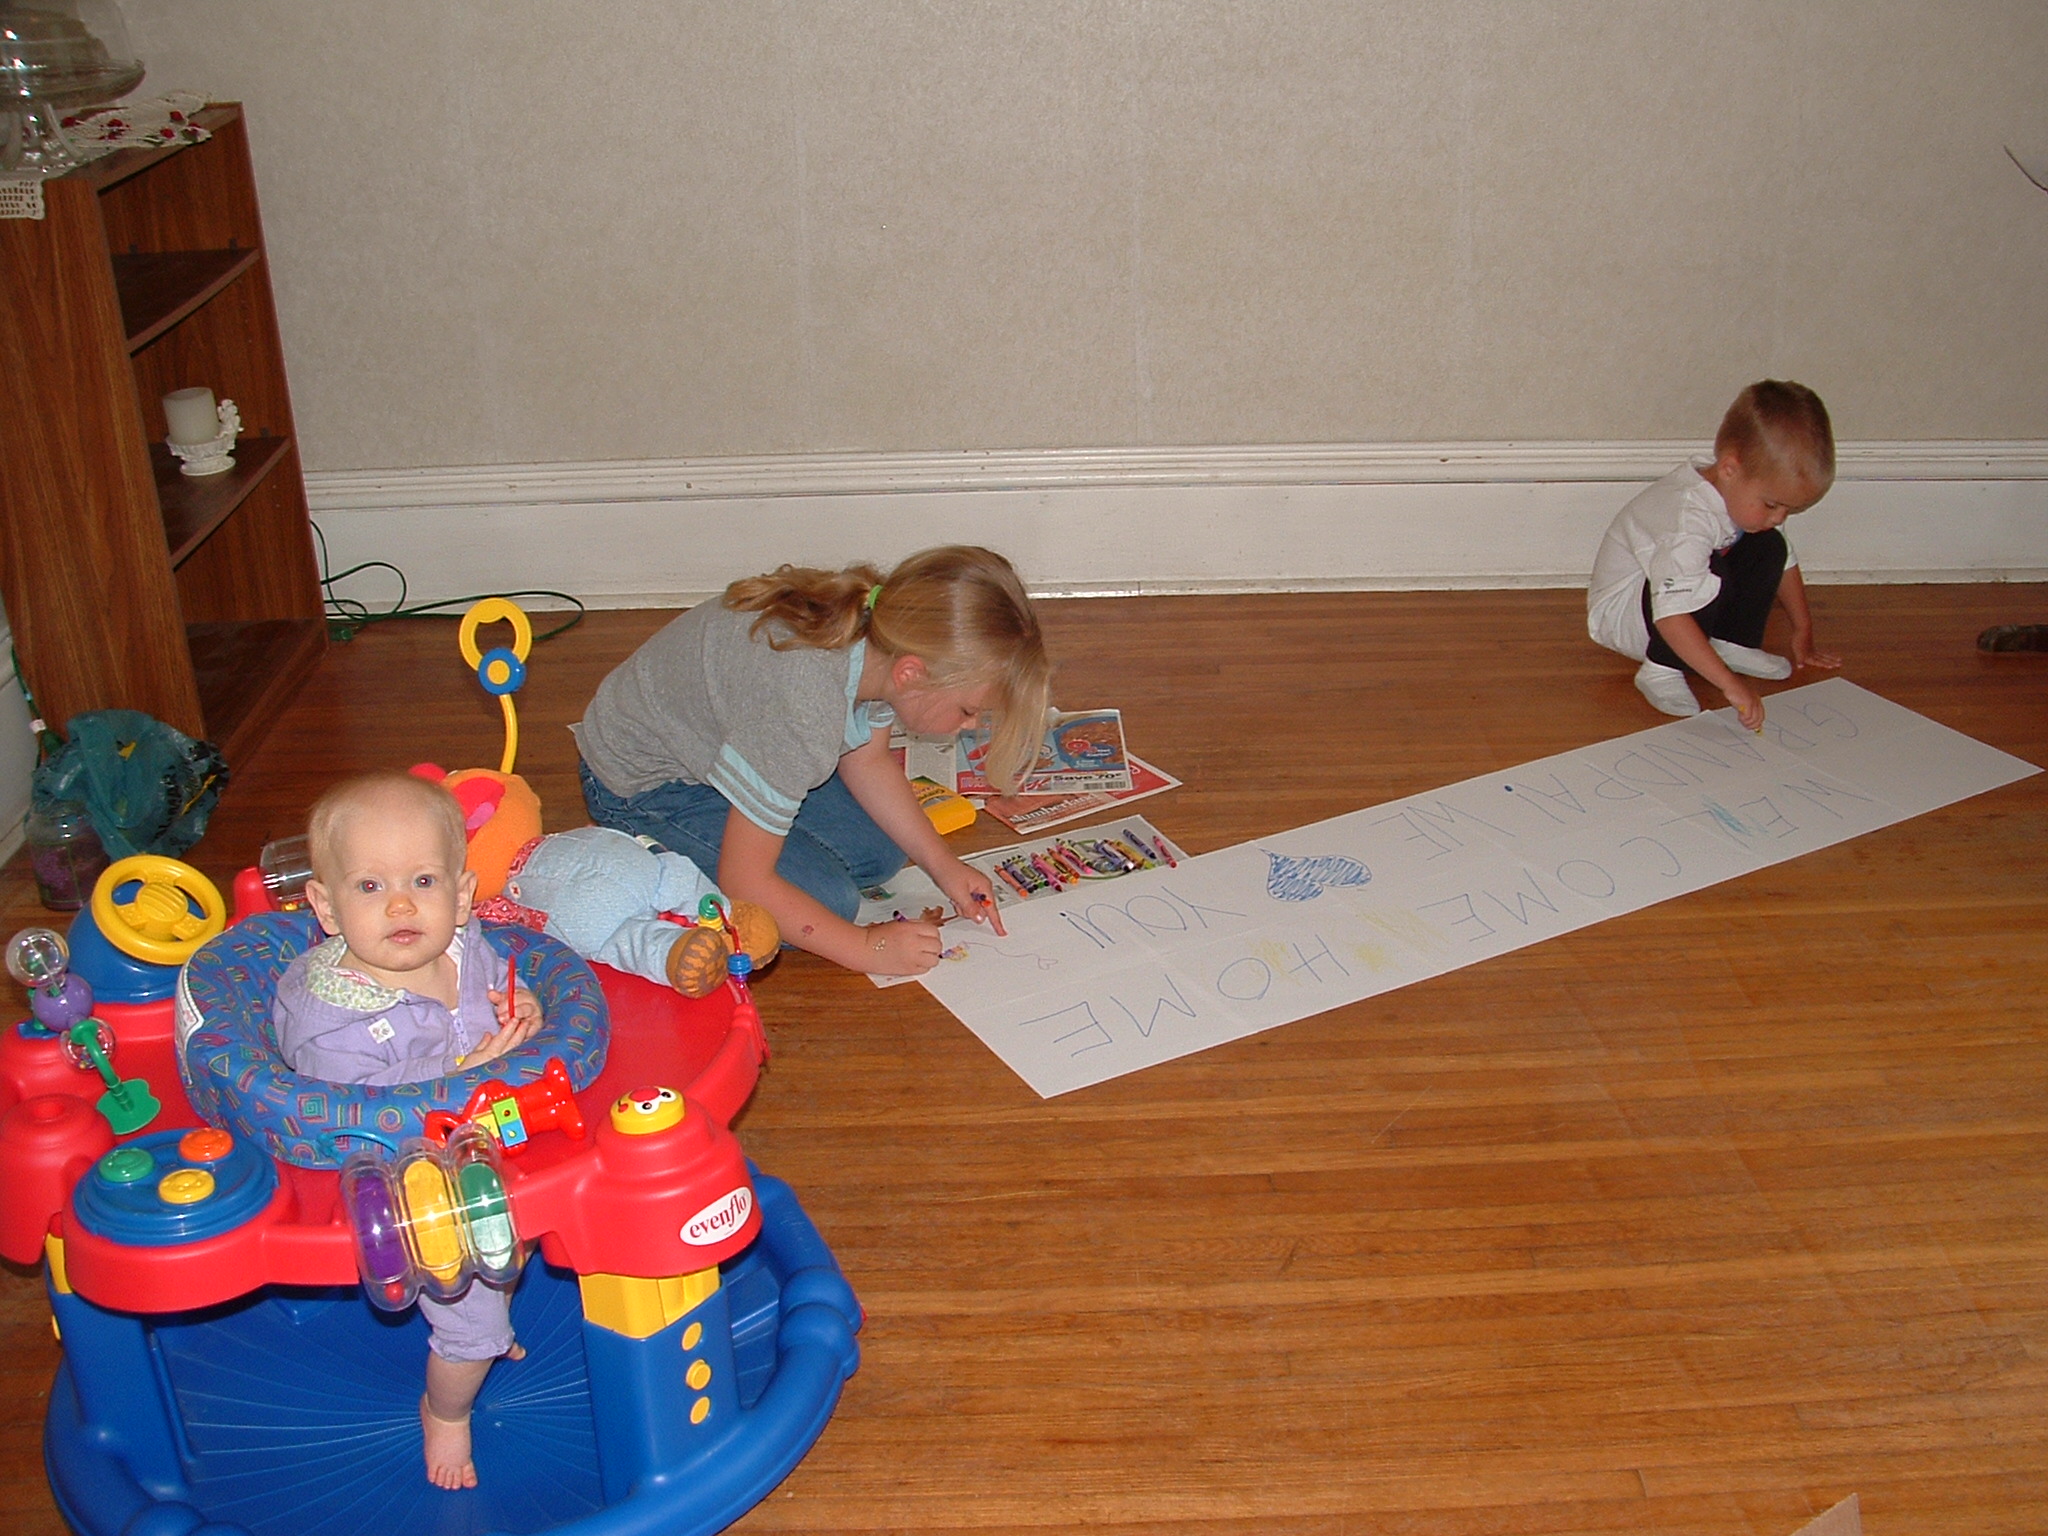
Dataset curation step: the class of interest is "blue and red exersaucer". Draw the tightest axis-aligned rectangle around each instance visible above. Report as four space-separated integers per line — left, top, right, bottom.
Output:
0 870 860 1536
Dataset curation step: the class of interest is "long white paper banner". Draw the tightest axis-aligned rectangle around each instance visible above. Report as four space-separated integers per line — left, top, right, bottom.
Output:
921 679 2039 1097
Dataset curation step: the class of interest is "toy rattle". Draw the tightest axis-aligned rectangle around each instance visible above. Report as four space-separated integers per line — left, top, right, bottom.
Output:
6 926 92 1039
5 925 160 1133
341 1125 523 1311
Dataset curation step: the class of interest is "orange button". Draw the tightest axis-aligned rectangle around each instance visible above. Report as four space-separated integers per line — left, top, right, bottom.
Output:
179 1128 234 1163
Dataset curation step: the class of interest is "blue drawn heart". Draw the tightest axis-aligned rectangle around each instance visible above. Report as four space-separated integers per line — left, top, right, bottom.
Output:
1263 851 1371 902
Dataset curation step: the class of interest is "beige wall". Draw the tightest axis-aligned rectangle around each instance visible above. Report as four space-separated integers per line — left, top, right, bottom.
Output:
123 2 2048 473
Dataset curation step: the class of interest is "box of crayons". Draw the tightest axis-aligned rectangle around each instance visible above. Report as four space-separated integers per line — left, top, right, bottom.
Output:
967 815 1185 907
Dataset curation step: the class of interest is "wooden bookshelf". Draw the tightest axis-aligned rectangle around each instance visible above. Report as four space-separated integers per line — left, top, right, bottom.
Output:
0 104 325 766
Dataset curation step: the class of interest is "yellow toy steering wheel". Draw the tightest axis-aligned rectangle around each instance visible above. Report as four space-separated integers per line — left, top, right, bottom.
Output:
91 855 227 967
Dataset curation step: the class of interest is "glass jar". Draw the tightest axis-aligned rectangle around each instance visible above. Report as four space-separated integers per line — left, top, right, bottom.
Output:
25 798 108 911
258 833 313 909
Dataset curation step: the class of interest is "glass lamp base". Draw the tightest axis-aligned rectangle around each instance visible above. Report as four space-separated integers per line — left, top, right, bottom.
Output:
0 99 87 176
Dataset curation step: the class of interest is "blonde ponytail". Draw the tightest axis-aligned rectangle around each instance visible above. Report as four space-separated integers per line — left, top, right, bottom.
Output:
724 546 1052 792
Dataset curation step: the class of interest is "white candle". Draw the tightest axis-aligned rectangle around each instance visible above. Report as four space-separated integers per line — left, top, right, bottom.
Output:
163 386 218 445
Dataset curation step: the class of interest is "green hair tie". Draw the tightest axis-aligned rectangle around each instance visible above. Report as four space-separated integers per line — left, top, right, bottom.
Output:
865 584 883 611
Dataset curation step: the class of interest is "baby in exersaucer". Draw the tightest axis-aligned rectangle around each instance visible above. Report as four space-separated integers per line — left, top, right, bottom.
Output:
273 769 543 1490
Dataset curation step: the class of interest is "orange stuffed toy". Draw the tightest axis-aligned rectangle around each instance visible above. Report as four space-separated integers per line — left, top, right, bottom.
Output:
411 764 777 996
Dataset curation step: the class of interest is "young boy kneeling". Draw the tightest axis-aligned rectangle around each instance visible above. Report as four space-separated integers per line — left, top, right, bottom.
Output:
1587 380 1842 730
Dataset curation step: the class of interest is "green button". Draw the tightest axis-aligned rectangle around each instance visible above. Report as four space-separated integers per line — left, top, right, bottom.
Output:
97 1146 156 1184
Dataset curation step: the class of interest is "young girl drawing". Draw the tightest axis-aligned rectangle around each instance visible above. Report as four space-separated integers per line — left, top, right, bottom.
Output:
573 545 1052 975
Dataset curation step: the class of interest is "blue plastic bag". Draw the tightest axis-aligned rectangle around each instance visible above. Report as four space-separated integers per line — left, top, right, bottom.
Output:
31 710 228 859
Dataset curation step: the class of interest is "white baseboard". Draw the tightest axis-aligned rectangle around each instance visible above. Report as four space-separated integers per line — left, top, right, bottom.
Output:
304 440 2048 611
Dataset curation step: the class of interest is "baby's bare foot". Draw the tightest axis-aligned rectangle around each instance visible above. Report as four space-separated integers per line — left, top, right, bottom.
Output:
421 1394 477 1490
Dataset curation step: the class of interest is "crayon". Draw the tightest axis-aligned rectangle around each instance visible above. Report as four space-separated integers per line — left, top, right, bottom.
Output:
1091 839 1136 873
999 858 1039 892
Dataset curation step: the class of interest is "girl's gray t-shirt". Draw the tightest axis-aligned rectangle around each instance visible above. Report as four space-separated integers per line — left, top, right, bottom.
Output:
572 602 894 836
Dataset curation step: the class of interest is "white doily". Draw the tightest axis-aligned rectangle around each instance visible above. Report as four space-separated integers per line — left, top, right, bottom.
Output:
2 92 212 218
62 90 213 150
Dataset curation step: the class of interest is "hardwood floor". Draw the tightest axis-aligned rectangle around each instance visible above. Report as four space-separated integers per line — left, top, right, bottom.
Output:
1 585 2042 1535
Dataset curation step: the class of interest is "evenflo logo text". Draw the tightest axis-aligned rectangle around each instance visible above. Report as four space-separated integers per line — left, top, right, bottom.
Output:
682 1187 754 1246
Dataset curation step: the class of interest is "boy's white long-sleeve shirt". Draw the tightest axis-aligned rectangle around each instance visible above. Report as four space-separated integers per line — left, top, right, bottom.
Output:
1586 459 1799 661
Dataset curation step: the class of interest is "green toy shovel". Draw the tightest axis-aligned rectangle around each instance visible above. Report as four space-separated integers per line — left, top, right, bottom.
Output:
65 1020 162 1136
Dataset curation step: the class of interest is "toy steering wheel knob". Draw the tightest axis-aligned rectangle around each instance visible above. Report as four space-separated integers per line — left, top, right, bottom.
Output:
125 879 198 939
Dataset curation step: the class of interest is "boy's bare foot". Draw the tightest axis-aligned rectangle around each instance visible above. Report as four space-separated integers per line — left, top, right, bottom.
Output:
421 1394 477 1490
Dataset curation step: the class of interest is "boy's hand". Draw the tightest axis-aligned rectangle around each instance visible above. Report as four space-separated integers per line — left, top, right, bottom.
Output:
1792 638 1841 670
1721 678 1765 732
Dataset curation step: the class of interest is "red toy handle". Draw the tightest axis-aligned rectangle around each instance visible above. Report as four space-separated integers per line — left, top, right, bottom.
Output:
422 1057 585 1155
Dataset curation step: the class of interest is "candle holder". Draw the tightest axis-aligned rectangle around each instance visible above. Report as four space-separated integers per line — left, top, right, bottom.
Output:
165 397 240 476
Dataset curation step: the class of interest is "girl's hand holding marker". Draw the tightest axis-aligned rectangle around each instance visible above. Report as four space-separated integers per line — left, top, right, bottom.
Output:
574 546 1051 980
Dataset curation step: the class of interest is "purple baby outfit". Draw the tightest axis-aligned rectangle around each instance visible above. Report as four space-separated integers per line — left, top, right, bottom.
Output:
274 918 516 1362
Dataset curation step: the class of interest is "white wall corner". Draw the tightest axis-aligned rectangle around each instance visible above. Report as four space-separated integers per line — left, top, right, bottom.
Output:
305 441 2048 611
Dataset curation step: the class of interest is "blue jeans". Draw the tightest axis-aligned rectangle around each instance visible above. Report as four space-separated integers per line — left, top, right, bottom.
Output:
579 762 908 922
